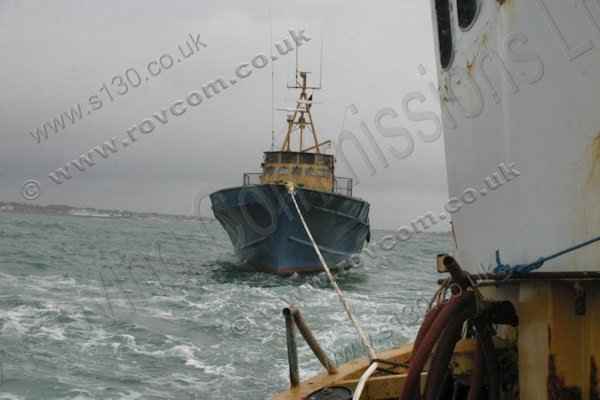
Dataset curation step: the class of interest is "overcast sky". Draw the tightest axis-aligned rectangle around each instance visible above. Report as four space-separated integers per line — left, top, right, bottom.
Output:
0 0 447 230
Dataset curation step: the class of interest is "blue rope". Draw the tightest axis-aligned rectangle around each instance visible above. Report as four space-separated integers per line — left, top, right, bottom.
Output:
494 235 600 274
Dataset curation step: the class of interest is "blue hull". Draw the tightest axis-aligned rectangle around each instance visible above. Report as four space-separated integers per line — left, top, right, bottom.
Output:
210 185 370 274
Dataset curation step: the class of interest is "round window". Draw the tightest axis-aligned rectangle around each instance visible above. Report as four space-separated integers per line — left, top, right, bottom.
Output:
435 0 454 69
457 0 480 30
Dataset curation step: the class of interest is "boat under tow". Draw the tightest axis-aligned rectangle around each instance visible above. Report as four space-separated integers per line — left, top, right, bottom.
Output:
211 184 369 274
210 69 371 274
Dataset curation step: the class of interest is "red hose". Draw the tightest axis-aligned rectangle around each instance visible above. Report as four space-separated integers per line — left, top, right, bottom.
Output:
411 303 446 400
424 301 476 400
400 292 475 400
412 303 445 358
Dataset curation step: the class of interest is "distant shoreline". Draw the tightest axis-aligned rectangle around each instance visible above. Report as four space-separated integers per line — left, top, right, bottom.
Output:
0 201 450 233
0 201 210 222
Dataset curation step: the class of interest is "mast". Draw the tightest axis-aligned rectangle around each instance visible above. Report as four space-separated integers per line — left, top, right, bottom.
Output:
281 71 323 153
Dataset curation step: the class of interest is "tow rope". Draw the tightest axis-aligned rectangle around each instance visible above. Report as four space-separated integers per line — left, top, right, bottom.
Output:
288 185 378 400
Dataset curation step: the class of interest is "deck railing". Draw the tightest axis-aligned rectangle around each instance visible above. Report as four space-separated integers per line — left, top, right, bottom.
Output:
242 173 353 197
334 177 353 197
243 173 263 186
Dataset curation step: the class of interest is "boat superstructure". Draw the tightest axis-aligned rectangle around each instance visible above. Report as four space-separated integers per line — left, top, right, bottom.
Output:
247 70 351 196
210 70 369 274
272 0 600 398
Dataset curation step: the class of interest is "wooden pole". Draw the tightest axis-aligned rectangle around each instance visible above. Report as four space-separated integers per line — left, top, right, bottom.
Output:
290 306 338 374
283 308 300 387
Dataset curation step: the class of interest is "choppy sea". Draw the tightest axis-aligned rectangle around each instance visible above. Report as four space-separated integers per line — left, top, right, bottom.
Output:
0 213 449 400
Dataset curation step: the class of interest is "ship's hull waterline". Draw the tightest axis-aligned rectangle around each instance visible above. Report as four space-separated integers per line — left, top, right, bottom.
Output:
210 184 370 274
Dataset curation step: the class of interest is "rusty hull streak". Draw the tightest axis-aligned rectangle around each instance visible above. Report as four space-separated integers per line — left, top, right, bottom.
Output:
585 132 600 188
467 62 475 76
548 355 583 400
592 132 600 178
592 357 600 400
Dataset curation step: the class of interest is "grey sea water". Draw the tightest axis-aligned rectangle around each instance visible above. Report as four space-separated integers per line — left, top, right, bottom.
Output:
0 213 448 400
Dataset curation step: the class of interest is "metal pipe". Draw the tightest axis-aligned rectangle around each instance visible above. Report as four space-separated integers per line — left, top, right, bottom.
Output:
442 255 472 290
467 341 484 400
473 320 500 400
290 307 338 375
283 308 300 387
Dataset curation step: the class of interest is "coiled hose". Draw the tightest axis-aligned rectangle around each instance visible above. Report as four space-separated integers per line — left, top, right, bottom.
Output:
400 292 476 400
400 255 513 400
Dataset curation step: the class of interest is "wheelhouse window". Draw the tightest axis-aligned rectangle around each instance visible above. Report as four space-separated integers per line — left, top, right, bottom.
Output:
301 153 315 164
457 0 479 30
435 0 453 69
265 153 279 163
282 153 298 163
315 155 333 166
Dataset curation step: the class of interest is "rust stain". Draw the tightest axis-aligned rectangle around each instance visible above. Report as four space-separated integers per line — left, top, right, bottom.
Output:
585 132 600 187
592 357 600 400
592 132 600 177
548 355 583 400
466 62 475 76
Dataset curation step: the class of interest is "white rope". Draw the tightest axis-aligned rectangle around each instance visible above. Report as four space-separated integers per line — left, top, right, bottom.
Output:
288 187 377 361
288 188 379 400
353 361 379 400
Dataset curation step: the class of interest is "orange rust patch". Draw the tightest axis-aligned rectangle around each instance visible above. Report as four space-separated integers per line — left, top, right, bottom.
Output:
467 62 475 76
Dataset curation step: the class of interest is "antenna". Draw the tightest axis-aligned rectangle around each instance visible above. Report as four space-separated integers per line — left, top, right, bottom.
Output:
269 3 275 151
318 36 324 89
295 45 299 85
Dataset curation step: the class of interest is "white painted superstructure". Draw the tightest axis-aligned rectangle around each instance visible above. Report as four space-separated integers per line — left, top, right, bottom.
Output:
431 0 600 273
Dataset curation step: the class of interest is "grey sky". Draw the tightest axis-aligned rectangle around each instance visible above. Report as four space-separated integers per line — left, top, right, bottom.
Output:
0 0 447 230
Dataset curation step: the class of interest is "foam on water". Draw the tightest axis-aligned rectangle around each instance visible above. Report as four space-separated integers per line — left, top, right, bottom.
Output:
0 213 448 399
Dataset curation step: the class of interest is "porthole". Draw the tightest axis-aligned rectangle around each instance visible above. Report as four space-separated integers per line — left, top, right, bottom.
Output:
457 0 480 31
435 0 454 69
